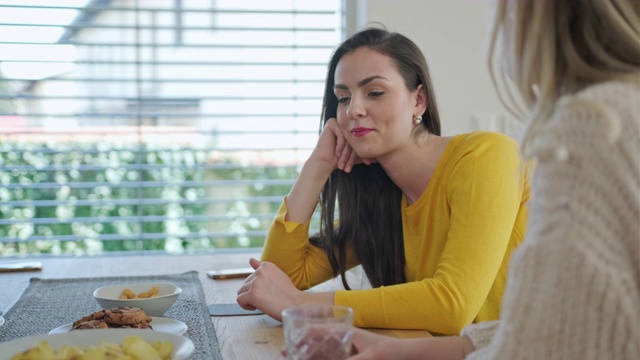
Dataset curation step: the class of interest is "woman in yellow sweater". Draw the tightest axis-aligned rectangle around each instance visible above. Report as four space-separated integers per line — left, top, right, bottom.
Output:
236 28 530 335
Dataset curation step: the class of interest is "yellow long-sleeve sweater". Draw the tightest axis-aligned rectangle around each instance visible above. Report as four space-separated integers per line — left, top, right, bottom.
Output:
261 131 530 335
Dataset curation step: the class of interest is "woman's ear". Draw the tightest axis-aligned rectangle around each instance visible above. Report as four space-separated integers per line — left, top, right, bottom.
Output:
414 84 428 115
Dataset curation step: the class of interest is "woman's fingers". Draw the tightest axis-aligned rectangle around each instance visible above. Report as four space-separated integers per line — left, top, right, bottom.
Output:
236 259 260 309
330 119 347 158
249 257 261 270
348 330 395 360
323 117 375 173
338 145 355 172
326 118 357 172
344 148 360 173
312 118 343 172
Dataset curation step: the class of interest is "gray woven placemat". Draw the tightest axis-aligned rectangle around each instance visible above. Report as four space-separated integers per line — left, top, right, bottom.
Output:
0 271 221 360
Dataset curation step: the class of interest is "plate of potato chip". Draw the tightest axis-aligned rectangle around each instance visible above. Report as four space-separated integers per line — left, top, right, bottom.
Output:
0 329 194 360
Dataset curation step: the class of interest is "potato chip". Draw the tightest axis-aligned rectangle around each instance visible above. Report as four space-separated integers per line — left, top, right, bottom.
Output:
120 286 160 299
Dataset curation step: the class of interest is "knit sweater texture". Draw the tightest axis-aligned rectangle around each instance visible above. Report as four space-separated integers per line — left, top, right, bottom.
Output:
462 79 640 359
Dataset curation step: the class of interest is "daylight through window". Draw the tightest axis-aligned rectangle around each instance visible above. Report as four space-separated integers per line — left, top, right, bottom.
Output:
0 0 343 256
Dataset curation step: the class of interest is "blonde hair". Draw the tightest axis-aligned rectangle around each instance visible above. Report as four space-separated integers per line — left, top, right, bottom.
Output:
488 0 640 152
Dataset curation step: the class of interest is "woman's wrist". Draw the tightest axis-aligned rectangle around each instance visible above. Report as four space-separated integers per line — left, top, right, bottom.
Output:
285 157 334 223
296 291 336 307
304 153 338 179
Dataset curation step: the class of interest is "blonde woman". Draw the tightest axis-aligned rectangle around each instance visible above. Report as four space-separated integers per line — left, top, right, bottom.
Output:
348 0 640 358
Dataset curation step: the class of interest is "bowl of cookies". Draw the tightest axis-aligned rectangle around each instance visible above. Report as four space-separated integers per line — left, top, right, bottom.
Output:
93 283 181 317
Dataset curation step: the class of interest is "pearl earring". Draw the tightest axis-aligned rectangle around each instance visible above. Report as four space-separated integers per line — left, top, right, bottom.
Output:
414 115 422 124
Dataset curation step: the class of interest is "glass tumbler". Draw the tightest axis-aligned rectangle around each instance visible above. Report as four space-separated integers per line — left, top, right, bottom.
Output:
282 305 354 360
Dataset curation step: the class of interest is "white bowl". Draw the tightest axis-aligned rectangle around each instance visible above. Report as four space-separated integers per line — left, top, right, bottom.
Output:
93 283 181 316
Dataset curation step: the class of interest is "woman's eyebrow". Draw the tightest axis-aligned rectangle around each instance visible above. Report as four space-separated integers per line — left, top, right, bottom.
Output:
334 75 389 90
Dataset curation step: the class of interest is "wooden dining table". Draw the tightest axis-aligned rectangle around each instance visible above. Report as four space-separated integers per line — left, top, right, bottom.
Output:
0 252 431 359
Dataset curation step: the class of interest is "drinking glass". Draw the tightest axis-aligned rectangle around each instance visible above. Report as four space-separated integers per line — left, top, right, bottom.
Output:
282 305 354 360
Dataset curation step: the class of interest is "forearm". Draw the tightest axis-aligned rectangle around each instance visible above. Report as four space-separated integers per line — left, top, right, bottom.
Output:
407 336 473 360
350 333 474 360
261 202 337 289
298 290 335 306
335 281 484 333
285 156 333 223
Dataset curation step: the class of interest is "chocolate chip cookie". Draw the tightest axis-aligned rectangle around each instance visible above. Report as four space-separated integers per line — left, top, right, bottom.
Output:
103 306 152 326
70 307 153 331
72 319 109 330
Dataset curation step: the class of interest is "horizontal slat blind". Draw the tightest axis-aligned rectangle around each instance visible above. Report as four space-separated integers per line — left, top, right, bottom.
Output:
0 0 342 256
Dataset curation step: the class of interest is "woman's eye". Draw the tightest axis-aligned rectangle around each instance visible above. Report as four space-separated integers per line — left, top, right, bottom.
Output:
337 96 350 103
369 91 384 97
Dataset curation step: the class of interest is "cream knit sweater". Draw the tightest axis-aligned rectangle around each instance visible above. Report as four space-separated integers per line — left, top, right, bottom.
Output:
461 79 640 359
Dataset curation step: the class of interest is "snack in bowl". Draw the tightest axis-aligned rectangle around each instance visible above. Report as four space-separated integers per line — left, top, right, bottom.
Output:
93 283 181 317
72 307 153 331
120 286 160 299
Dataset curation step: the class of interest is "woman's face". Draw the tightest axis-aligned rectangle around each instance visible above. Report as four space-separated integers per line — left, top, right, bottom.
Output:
333 47 425 161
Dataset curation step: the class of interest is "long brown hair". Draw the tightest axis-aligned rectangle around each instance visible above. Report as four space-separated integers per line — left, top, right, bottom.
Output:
310 27 441 289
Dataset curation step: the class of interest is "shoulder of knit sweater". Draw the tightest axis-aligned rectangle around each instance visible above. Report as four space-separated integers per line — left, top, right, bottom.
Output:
531 79 639 156
530 78 639 266
576 78 640 98
567 79 640 131
566 79 639 121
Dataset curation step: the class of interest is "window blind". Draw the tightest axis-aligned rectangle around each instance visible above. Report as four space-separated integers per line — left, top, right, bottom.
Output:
0 0 343 256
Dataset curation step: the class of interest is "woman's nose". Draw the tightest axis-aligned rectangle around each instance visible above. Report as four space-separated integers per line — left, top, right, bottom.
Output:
346 99 365 119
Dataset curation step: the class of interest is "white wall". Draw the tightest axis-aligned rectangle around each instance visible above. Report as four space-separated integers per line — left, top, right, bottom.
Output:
346 0 516 136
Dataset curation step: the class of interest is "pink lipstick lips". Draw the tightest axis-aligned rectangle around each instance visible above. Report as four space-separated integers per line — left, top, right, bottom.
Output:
351 127 373 137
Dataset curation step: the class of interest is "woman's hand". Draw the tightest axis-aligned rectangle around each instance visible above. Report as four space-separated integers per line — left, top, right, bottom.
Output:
313 118 373 174
236 258 303 321
348 329 409 360
282 117 375 223
349 330 473 360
